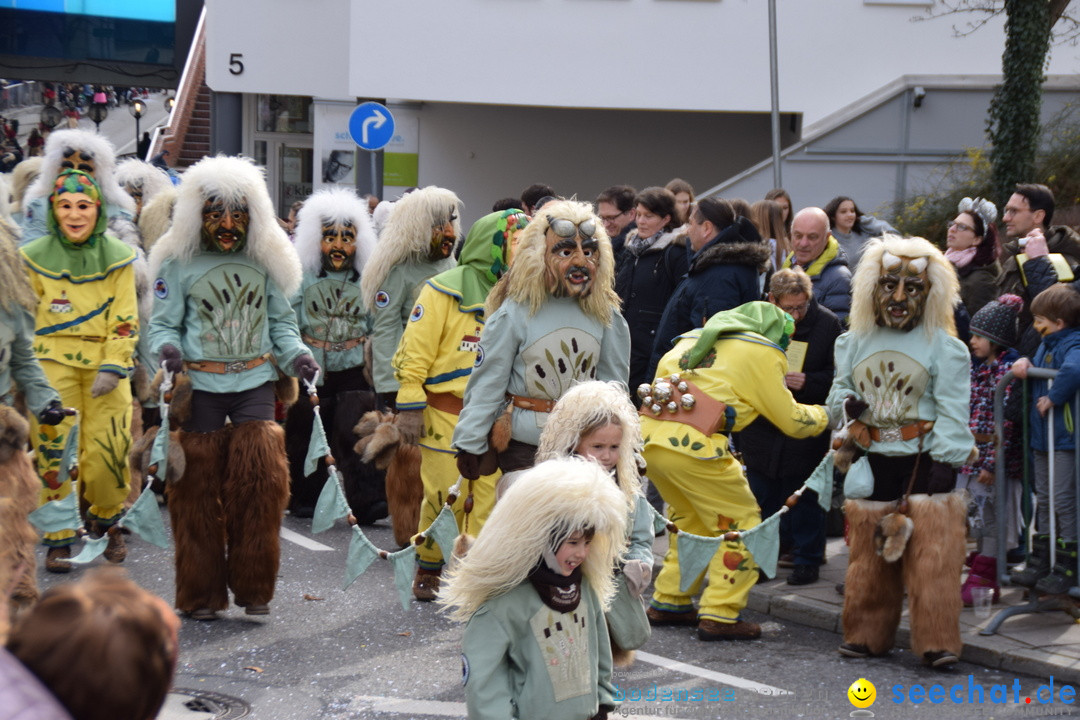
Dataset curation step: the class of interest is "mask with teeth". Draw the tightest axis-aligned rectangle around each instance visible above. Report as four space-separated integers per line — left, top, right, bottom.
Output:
874 252 929 331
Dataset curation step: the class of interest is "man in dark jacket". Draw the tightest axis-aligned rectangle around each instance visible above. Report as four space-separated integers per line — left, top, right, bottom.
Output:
783 207 852 320
738 268 843 585
649 197 768 377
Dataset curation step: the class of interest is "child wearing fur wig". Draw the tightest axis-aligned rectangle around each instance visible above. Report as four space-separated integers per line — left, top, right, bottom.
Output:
535 381 654 662
439 458 627 720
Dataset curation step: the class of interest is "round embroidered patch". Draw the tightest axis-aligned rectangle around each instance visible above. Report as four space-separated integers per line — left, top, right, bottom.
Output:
474 346 485 367
409 304 424 322
154 278 168 299
374 290 390 309
461 654 470 686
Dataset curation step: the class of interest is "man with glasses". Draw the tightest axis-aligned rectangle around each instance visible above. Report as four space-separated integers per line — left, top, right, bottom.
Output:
738 268 843 586
595 185 637 262
453 199 630 478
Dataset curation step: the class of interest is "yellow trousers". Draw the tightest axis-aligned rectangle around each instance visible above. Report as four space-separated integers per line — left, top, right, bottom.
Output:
644 442 760 623
32 361 132 546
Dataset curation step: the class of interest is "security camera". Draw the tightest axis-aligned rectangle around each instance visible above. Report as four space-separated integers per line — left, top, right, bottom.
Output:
913 86 926 108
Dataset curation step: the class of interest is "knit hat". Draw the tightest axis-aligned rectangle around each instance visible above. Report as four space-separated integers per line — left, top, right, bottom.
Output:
970 294 1023 348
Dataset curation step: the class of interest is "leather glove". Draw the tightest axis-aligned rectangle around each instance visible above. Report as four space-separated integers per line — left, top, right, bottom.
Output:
293 354 320 384
844 394 868 422
622 559 652 598
37 400 68 426
159 344 183 374
90 371 120 398
927 461 957 495
456 450 483 480
395 409 425 445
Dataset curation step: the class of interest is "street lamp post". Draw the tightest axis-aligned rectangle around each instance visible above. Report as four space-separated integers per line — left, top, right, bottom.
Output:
87 102 108 133
130 98 146 158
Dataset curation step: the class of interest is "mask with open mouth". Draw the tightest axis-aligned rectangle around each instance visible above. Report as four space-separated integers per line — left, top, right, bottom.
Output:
544 217 598 299
201 197 249 254
320 219 357 272
428 206 458 261
874 252 928 331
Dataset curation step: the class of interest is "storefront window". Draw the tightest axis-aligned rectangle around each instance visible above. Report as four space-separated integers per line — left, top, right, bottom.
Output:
256 95 313 133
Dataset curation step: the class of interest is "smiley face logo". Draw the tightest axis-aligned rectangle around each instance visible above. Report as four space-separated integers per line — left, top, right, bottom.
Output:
848 678 876 709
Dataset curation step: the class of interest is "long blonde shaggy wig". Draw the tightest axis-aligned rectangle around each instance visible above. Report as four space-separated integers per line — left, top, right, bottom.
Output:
485 198 620 325
0 223 35 313
114 159 173 210
293 187 376 277
24 129 135 214
137 186 177 252
148 155 301 296
849 234 958 338
536 381 642 504
360 186 462 310
438 457 627 623
10 157 43 215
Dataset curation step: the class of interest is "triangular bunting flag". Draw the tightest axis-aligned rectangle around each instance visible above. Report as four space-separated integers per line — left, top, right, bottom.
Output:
425 506 460 561
389 545 418 612
676 532 722 594
68 535 108 564
148 414 170 481
305 411 331 477
804 452 835 513
343 526 381 590
28 491 79 534
311 469 351 534
650 503 668 535
741 513 782 579
59 422 79 481
121 483 170 548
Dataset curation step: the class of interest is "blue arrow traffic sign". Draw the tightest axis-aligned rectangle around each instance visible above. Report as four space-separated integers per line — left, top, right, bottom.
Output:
348 102 395 151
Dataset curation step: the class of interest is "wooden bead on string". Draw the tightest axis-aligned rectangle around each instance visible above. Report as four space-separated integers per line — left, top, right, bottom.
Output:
347 514 357 526
325 454 336 467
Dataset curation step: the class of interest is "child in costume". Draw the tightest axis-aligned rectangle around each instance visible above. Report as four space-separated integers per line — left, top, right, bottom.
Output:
1011 283 1080 595
286 187 381 520
439 457 627 720
392 209 528 600
535 380 654 663
958 294 1023 605
20 170 139 572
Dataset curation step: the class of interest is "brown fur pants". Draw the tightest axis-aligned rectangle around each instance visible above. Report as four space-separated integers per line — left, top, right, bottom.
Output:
169 422 289 612
0 406 40 641
842 492 967 657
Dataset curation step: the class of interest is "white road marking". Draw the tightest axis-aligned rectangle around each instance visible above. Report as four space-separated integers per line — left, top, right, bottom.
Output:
279 526 334 552
352 695 675 719
636 650 791 695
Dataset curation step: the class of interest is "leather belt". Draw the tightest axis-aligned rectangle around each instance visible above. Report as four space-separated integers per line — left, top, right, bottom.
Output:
973 432 994 444
509 394 556 414
303 334 365 352
425 390 464 416
185 353 271 374
865 420 935 444
638 378 731 436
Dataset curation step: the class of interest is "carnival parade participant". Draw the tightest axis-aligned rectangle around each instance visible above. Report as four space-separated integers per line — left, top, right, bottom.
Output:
148 155 319 620
393 209 528 600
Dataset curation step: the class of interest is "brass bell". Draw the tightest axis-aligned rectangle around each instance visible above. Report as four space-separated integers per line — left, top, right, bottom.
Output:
643 395 653 407
653 382 673 403
637 383 652 400
669 373 681 385
677 381 689 393
666 401 678 413
650 403 662 414
681 394 696 410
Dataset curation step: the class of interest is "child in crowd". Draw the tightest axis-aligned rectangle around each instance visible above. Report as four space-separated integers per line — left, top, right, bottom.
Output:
957 295 1023 605
438 458 627 720
535 381 655 663
1011 284 1080 595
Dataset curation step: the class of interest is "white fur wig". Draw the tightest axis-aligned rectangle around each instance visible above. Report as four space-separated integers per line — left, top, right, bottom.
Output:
10 157 43 215
360 186 462 311
849 234 958 338
137 185 178 251
371 199 394 237
23 129 134 214
536 380 642 504
485 198 620 325
438 457 628 623
293 187 377 277
114 158 173 208
148 155 302 297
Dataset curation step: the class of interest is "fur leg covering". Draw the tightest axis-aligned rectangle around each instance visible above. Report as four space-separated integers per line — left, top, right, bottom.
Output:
0 407 41 640
169 428 231 613
842 499 904 655
224 421 289 607
903 492 967 658
386 445 423 547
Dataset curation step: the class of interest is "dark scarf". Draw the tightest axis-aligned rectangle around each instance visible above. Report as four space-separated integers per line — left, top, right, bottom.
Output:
529 562 582 612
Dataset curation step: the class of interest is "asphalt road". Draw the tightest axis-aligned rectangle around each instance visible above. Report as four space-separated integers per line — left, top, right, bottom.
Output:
34 507 1072 720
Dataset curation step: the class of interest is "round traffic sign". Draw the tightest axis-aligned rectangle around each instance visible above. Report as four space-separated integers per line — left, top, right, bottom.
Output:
348 102 395 151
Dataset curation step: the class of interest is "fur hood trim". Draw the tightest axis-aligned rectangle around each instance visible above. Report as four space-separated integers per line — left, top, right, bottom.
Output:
437 457 627 623
536 380 642 504
485 198 621 324
137 186 177 252
293 187 377 277
114 159 173 209
361 186 462 310
850 234 958 338
691 236 771 275
25 129 135 215
11 157 43 214
148 155 302 296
